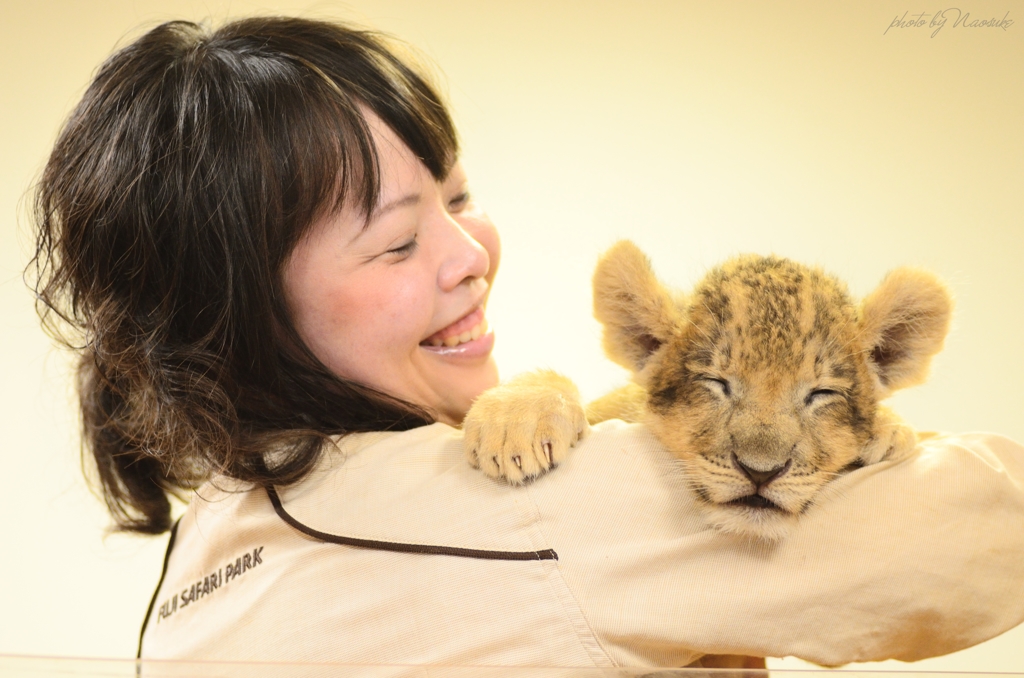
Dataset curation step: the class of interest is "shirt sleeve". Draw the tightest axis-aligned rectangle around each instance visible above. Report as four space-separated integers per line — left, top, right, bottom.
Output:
530 426 1024 667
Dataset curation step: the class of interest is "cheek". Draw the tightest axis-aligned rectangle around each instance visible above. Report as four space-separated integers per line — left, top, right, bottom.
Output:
287 264 434 380
648 402 722 461
679 384 732 441
802 409 863 469
337 273 435 359
480 226 500 275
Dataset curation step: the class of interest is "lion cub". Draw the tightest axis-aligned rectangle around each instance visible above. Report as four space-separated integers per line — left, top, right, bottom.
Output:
464 241 952 540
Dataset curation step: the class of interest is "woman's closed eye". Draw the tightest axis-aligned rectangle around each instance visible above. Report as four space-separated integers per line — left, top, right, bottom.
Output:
447 191 470 213
386 235 418 258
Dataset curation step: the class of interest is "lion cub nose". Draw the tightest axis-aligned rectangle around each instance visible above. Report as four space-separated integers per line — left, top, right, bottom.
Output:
731 454 792 488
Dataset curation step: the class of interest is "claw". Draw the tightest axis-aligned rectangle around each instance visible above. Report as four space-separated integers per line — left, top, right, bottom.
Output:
512 455 522 470
543 441 553 466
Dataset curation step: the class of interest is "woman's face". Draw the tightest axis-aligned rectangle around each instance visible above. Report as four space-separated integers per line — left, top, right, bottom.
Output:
283 114 501 425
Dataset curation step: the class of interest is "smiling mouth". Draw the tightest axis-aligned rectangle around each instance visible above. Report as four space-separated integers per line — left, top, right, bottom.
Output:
421 307 489 348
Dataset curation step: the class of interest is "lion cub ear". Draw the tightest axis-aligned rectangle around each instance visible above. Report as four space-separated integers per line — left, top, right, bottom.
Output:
593 241 682 373
859 267 953 397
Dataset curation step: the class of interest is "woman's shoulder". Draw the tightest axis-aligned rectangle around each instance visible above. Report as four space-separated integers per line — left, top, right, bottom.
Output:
178 418 692 572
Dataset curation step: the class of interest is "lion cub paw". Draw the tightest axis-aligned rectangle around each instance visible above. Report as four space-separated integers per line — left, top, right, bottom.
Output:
860 405 919 466
463 370 589 484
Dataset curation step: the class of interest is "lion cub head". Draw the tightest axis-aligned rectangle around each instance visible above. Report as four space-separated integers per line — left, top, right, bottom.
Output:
594 241 953 540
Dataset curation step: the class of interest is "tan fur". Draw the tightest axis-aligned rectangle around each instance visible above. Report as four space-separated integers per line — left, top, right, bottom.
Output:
464 241 953 541
584 382 648 424
463 370 589 484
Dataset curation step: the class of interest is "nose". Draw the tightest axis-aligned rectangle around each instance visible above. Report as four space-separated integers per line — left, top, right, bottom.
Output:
437 218 491 292
732 454 792 488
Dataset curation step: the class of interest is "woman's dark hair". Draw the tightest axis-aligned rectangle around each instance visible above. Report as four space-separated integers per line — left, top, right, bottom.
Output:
31 17 459 534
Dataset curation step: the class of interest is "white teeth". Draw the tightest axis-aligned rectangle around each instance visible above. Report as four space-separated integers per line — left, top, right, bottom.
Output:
428 319 488 349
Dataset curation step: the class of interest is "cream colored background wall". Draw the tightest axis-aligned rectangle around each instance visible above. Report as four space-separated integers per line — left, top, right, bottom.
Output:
1 0 1021 669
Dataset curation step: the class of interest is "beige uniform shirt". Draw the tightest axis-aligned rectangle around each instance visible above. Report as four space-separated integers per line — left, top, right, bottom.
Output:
140 421 1024 668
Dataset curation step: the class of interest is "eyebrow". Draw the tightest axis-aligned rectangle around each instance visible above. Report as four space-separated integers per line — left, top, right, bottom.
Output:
351 192 421 238
365 192 420 226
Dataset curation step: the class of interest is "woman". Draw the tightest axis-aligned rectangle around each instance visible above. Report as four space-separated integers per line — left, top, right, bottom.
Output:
33 16 1024 668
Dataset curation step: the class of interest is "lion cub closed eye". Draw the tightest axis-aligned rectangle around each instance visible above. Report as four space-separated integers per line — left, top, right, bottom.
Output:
463 241 953 541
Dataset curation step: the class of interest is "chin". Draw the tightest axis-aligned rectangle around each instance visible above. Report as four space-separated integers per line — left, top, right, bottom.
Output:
441 365 500 425
700 502 797 542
